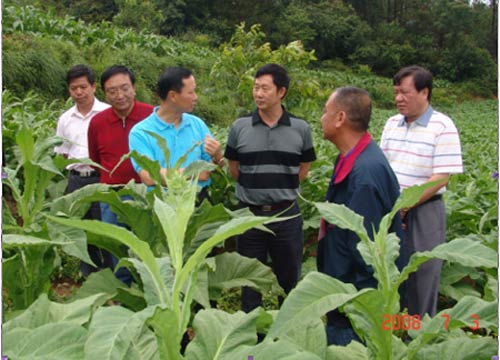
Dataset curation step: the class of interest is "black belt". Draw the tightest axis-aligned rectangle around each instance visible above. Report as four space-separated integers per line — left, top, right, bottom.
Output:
242 200 295 212
70 169 99 178
426 194 443 203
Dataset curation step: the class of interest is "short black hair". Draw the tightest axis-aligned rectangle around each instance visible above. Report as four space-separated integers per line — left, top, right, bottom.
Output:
333 86 372 132
157 67 193 100
255 63 290 98
100 65 136 90
67 64 96 85
393 65 433 101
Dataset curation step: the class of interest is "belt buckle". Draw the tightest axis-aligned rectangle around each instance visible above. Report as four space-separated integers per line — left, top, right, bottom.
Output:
261 204 272 212
80 170 92 177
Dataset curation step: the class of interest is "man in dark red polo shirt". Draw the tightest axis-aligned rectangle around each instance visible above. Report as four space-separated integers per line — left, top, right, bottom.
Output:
88 64 153 285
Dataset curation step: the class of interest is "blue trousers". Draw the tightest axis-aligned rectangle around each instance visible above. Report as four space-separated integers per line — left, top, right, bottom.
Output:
100 197 133 286
237 201 304 312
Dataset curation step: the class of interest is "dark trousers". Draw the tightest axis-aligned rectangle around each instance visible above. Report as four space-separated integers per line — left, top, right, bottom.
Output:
237 201 303 312
66 173 114 276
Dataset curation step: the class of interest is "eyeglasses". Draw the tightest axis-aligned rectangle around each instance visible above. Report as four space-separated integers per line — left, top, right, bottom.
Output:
105 84 133 96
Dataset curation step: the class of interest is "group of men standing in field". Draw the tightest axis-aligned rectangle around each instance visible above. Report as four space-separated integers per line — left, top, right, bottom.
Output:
55 62 462 345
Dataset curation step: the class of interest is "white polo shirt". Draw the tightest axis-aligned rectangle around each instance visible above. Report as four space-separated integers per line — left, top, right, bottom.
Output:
54 98 110 171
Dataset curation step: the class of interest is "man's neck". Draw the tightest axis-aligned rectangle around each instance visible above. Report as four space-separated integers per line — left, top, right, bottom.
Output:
157 105 182 128
258 105 283 126
76 99 94 117
338 131 365 155
406 104 430 124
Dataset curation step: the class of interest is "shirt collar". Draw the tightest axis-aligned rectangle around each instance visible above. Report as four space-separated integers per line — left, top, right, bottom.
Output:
252 106 291 126
398 105 433 127
152 107 192 130
69 97 104 119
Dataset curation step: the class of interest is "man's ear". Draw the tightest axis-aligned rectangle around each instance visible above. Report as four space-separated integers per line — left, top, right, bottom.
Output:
278 86 287 100
336 111 346 128
420 87 429 99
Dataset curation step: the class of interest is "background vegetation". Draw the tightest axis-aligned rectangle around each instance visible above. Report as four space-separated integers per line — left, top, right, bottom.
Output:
1 1 498 359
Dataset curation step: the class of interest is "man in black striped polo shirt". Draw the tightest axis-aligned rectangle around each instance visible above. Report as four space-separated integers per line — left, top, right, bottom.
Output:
224 64 316 312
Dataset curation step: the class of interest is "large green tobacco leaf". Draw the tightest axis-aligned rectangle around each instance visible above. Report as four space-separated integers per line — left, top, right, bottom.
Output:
343 289 401 360
50 182 111 218
229 339 324 360
183 200 232 258
398 236 497 288
84 306 159 360
483 274 497 301
207 252 283 299
4 322 87 360
406 296 498 359
185 308 323 360
184 308 260 360
412 336 497 360
126 257 175 306
282 317 327 359
51 181 166 254
410 296 498 340
45 215 170 306
72 269 146 311
154 189 197 274
147 307 182 360
47 221 95 266
3 293 108 332
326 341 369 360
3 235 60 310
267 271 372 339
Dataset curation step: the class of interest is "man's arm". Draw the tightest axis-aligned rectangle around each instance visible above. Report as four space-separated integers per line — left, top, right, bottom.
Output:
416 173 449 206
400 173 449 223
298 162 311 182
228 160 239 181
139 168 167 186
87 119 100 166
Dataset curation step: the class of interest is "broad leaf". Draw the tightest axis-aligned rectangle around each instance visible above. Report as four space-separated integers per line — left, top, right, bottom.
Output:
47 221 95 266
127 257 175 306
412 336 497 360
282 317 327 359
73 269 146 311
267 271 372 339
3 293 108 332
84 306 159 360
207 252 283 299
3 242 57 310
228 339 324 360
398 237 498 287
4 322 87 360
407 296 498 357
326 341 369 360
147 306 182 360
343 290 399 360
184 308 260 360
45 215 170 306
314 202 369 243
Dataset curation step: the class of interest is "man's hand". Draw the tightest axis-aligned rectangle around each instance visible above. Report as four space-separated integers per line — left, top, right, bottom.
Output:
204 135 224 166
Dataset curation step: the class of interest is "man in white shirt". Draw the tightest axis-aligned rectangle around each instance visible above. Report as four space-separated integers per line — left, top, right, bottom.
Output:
380 66 463 317
54 64 110 276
